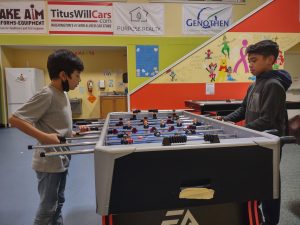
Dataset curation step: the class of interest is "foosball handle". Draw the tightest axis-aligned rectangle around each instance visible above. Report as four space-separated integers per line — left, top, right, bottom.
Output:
148 109 158 113
162 135 187 146
280 136 296 147
264 129 279 135
28 135 66 150
75 121 92 125
132 109 141 113
204 134 220 143
57 135 66 143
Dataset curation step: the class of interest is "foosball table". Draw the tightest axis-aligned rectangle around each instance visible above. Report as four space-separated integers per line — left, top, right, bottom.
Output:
34 109 294 225
93 110 293 225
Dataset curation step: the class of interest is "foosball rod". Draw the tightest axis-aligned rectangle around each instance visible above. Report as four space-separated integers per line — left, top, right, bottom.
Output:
108 118 193 125
108 115 187 121
28 141 97 150
74 120 105 125
74 123 103 128
75 130 101 136
40 149 95 157
74 114 186 126
108 122 196 129
109 123 213 131
106 128 223 138
106 133 237 145
108 114 186 120
65 135 99 141
110 124 214 132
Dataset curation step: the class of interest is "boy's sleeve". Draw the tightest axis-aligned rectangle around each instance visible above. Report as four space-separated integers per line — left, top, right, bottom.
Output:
246 82 285 131
222 85 253 122
13 89 52 124
222 101 246 123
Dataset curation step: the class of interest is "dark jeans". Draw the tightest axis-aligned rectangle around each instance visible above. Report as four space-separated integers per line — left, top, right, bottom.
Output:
261 169 281 225
261 198 281 225
33 170 68 225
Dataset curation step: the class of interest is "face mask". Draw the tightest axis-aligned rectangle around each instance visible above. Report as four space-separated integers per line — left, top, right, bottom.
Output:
62 79 70 92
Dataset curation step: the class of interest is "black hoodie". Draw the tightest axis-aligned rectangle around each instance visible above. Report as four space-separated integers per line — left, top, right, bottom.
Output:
223 70 292 136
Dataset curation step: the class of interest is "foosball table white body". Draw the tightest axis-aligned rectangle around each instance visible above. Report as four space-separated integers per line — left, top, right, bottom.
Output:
94 110 281 220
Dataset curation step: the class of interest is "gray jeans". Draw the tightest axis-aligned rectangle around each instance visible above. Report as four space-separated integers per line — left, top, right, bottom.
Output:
33 170 68 225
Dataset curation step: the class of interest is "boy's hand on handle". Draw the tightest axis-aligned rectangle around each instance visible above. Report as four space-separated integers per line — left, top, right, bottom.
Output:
79 125 90 132
72 125 90 136
226 121 236 124
216 116 223 121
215 116 236 124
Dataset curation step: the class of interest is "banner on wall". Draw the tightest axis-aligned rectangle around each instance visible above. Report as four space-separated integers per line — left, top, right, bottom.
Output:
0 1 46 33
114 3 164 35
48 1 113 35
136 45 159 77
183 4 232 35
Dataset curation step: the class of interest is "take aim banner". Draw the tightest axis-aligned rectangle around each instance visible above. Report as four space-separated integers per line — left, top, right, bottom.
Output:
0 1 46 33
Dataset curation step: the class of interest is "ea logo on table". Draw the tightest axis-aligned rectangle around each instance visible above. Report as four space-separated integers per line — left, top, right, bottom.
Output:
161 209 199 225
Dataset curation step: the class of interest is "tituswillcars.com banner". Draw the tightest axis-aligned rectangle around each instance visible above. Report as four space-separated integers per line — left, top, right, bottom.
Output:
113 3 164 35
183 4 232 35
0 1 46 33
48 1 113 35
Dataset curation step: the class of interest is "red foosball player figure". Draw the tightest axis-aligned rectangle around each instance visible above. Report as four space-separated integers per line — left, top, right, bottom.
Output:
127 138 133 144
167 116 174 124
121 136 133 145
131 127 138 134
150 127 157 133
168 125 175 132
116 118 123 126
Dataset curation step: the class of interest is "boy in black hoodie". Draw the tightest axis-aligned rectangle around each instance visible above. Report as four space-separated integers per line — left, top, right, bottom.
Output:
219 40 292 225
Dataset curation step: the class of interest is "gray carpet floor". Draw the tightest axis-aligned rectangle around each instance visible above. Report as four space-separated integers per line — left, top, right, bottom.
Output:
0 127 299 225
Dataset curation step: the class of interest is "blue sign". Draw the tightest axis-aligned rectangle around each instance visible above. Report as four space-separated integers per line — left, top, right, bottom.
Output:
136 45 159 77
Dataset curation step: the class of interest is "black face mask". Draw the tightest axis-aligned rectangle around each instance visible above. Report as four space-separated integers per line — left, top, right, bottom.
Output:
62 79 70 92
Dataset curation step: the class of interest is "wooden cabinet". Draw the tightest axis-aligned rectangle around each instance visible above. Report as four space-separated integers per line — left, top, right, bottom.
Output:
100 96 128 119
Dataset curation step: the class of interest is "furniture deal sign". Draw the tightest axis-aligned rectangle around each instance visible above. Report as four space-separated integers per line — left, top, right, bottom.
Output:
0 1 46 33
113 3 164 35
183 4 232 35
48 1 113 35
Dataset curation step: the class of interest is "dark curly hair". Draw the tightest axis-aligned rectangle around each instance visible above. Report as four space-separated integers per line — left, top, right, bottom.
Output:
47 49 84 80
246 40 279 63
